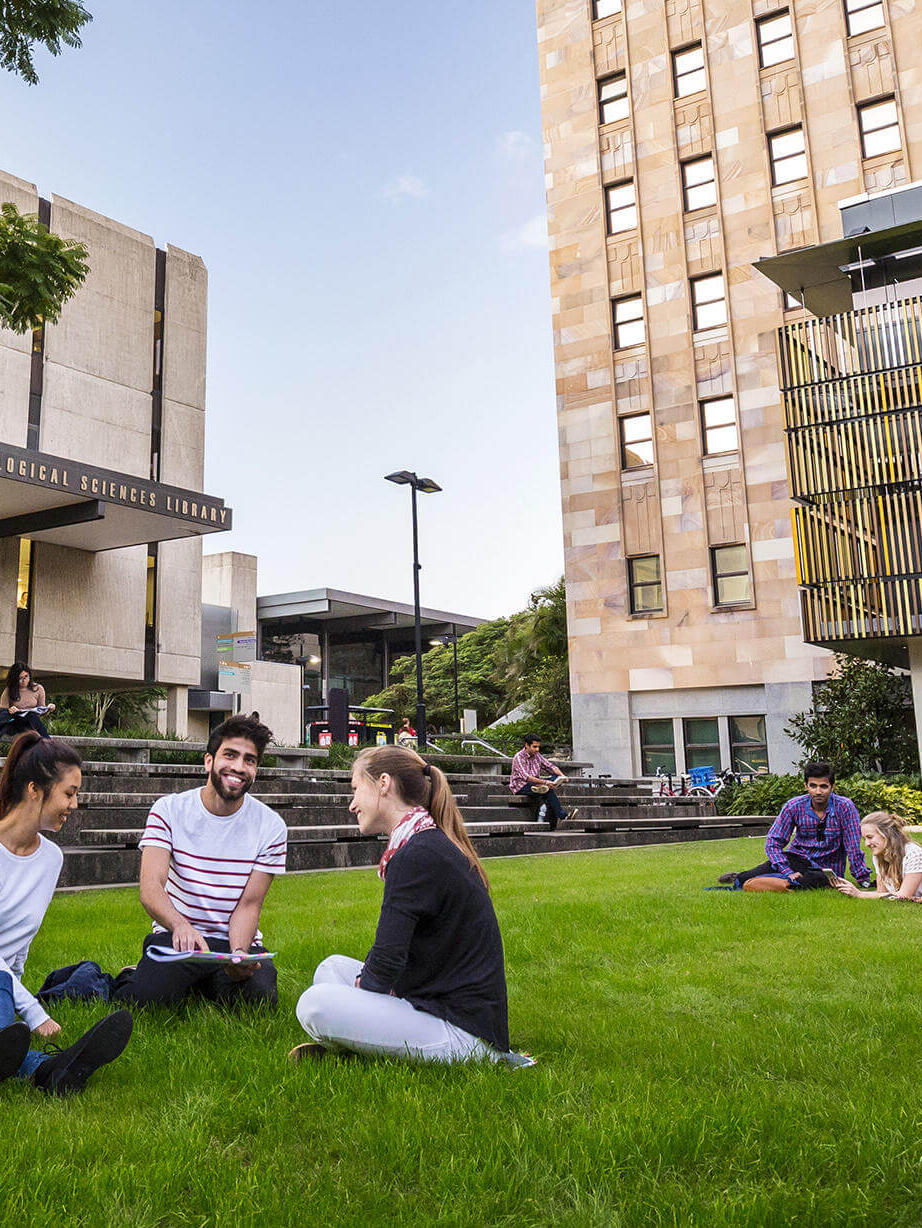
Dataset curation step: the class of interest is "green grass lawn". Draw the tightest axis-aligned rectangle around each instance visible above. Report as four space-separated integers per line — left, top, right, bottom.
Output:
3 837 922 1227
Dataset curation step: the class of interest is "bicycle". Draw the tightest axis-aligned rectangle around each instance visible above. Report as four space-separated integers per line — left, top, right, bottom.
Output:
686 766 744 798
654 766 689 796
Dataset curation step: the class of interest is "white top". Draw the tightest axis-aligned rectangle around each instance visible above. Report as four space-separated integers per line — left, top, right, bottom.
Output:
138 788 287 941
874 841 922 897
0 834 62 1028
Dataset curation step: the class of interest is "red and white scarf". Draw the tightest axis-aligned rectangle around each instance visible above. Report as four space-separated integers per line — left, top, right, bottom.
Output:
378 806 437 880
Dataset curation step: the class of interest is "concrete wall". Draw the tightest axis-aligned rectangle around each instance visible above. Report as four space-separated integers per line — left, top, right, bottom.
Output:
0 170 37 448
202 552 258 630
250 660 302 746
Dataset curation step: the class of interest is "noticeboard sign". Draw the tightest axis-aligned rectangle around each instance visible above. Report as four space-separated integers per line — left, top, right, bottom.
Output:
216 631 257 664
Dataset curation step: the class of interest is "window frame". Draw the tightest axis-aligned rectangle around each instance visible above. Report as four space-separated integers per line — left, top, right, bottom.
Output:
844 0 885 36
691 272 728 331
640 719 676 776
729 715 769 774
628 554 664 614
858 96 901 158
711 543 752 607
768 125 808 186
606 179 637 235
612 294 645 350
683 717 721 772
681 155 717 212
756 10 795 68
619 411 654 469
672 43 706 99
599 72 629 125
700 395 739 456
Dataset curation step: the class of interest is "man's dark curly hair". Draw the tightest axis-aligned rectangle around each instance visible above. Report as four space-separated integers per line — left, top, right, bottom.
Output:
206 714 273 761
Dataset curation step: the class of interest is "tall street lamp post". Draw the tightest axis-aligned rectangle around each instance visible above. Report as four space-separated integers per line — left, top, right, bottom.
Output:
385 469 442 752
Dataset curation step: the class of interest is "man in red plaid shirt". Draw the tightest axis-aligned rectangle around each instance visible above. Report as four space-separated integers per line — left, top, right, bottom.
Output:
509 735 579 831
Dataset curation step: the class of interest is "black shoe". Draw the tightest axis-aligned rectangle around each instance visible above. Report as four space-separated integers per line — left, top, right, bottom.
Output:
0 1022 30 1081
31 1010 133 1096
717 872 738 884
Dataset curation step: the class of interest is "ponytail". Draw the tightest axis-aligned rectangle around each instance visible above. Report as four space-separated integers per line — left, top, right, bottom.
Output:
354 745 490 889
0 732 82 818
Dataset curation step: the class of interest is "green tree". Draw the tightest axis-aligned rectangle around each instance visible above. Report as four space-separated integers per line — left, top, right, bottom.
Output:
0 202 89 333
786 654 918 775
0 1 91 84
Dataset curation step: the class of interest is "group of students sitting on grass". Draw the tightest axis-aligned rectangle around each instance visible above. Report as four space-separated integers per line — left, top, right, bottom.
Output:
0 713 531 1097
712 760 922 901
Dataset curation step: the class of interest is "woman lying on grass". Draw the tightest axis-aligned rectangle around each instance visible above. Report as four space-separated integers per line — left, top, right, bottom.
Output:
293 744 532 1066
834 811 922 901
0 732 133 1094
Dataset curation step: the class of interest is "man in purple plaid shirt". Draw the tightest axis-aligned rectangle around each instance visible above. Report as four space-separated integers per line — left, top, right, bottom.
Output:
509 735 578 831
716 760 872 891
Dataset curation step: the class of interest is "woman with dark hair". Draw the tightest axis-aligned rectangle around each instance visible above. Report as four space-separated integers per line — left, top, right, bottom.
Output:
0 732 133 1094
293 745 532 1066
0 662 55 739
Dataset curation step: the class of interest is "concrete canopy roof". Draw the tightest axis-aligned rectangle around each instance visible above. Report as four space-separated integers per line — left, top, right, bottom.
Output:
0 441 231 551
256 587 485 636
753 217 922 316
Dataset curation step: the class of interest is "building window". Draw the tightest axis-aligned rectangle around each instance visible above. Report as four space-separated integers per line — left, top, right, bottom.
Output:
730 716 769 774
701 395 739 455
613 295 645 348
16 538 32 610
629 555 663 613
756 11 794 67
146 552 157 630
858 97 900 157
640 719 676 775
845 0 885 36
784 290 803 310
681 155 716 211
691 273 727 330
712 544 752 605
769 126 807 185
599 73 629 124
606 181 637 234
673 44 706 98
593 0 622 17
684 717 720 770
620 412 654 468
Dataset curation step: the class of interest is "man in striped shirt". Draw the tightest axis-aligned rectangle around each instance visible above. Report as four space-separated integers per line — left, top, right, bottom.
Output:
114 714 288 1008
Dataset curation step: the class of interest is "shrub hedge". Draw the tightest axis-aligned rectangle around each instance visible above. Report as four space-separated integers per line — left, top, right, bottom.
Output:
718 773 922 821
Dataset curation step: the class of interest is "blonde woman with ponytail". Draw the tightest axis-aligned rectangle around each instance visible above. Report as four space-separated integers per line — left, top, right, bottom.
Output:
835 811 922 900
293 745 533 1065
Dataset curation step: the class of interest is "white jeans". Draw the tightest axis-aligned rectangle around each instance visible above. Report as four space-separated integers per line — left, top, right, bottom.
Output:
296 955 500 1064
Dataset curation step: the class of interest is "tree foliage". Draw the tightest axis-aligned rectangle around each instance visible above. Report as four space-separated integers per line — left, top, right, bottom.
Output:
364 577 573 744
0 202 89 332
785 654 918 775
53 686 165 736
0 0 91 84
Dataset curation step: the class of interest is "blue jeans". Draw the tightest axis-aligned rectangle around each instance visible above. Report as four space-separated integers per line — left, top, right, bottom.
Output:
0 970 47 1079
515 781 566 823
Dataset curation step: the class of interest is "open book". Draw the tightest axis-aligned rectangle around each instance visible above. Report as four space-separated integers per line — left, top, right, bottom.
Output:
146 945 275 965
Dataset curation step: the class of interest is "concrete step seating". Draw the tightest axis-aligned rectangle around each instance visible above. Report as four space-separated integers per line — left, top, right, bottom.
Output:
4 740 773 888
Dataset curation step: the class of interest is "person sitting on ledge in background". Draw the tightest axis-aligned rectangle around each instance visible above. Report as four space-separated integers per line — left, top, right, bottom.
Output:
396 718 417 748
0 662 55 740
113 714 287 1009
292 745 533 1066
0 732 133 1095
833 811 922 901
508 733 578 831
715 761 872 892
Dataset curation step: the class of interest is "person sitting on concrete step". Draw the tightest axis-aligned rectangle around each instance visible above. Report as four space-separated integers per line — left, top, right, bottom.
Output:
508 733 578 831
113 714 287 1009
0 732 133 1095
715 761 871 892
0 662 55 740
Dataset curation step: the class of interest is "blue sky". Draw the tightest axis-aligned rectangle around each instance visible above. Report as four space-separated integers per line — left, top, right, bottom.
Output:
0 1 562 618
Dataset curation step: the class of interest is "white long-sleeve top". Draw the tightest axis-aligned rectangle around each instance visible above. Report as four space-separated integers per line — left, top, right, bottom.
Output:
0 834 62 1029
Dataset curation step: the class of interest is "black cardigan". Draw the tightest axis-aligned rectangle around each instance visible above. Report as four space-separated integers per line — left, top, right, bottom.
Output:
359 828 510 1051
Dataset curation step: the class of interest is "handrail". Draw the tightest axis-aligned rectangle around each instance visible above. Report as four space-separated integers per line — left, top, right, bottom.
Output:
460 736 511 760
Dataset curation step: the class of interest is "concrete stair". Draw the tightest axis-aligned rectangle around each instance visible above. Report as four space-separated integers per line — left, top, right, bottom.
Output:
46 759 772 889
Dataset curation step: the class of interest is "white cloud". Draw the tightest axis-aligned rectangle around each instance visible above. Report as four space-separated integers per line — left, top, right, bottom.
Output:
497 130 535 162
381 174 430 203
501 213 549 252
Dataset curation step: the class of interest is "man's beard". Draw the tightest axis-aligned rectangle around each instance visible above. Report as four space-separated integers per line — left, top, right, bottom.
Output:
209 765 252 802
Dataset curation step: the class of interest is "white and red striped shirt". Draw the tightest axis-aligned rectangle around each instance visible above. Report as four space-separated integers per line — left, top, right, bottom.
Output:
138 788 288 941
